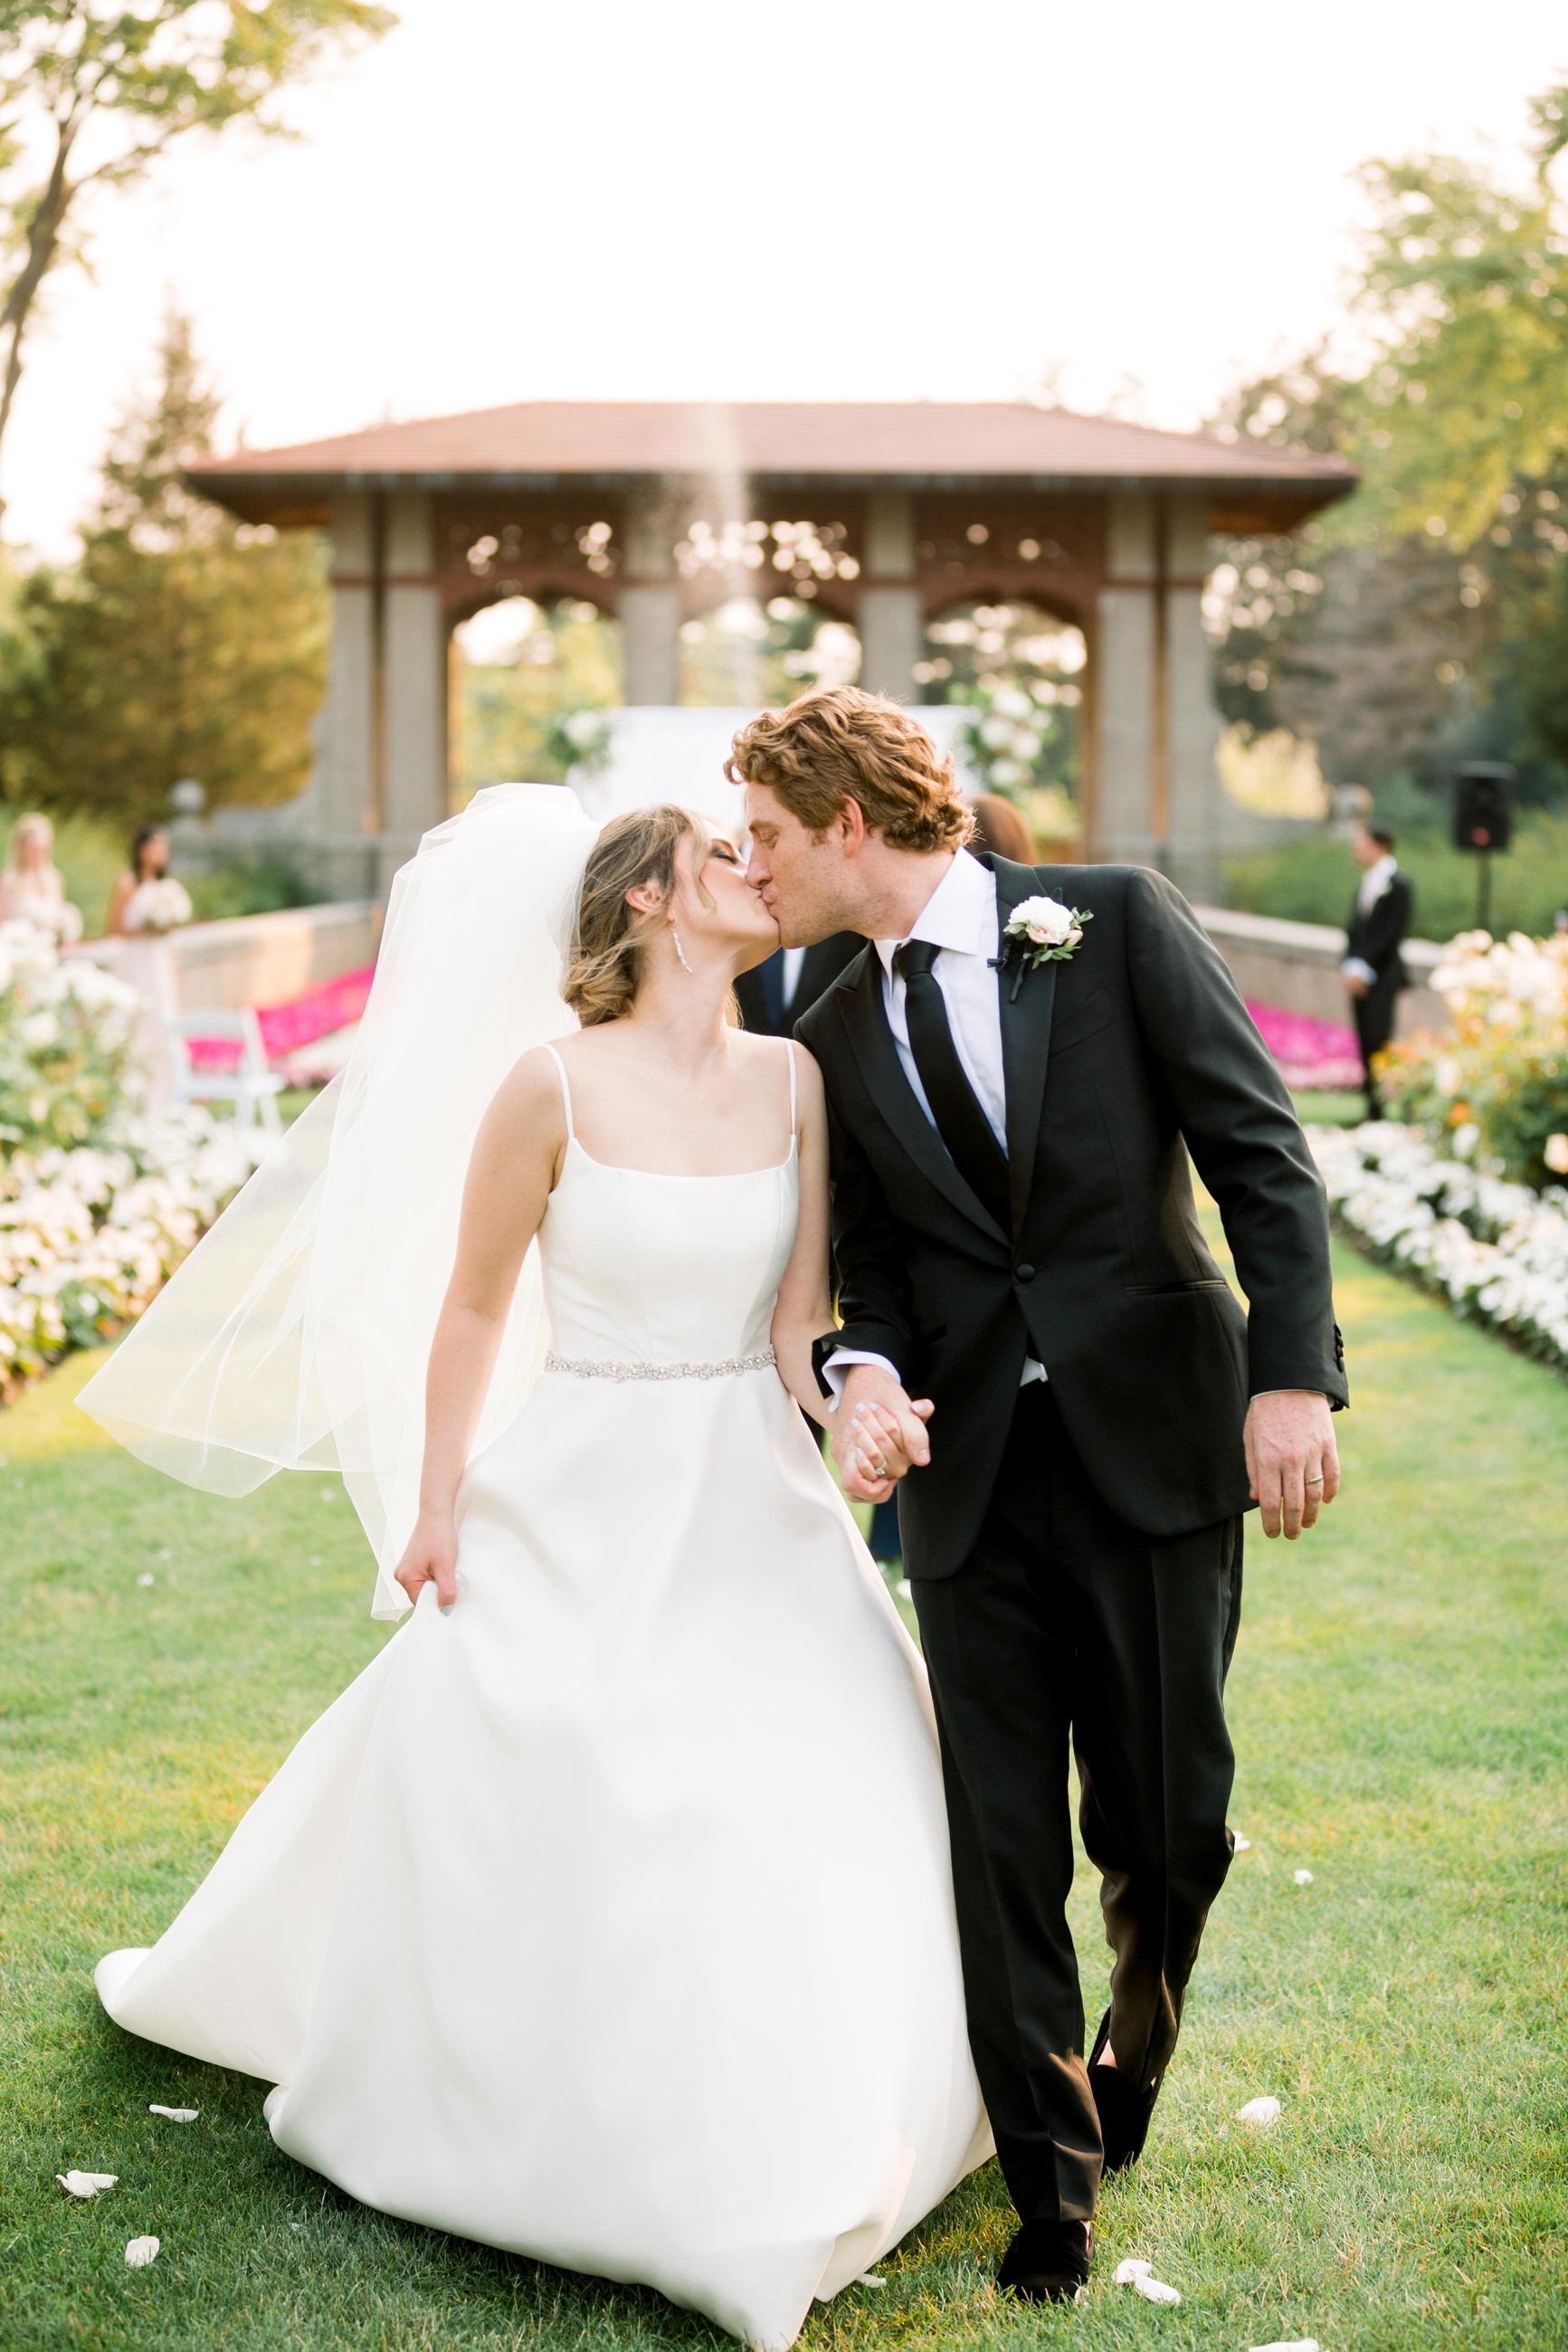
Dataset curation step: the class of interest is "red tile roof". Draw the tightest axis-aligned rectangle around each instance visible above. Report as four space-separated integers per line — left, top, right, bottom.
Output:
189 399 1354 500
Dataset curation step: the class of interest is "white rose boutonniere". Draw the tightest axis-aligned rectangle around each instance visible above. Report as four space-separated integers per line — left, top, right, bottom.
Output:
995 894 1092 996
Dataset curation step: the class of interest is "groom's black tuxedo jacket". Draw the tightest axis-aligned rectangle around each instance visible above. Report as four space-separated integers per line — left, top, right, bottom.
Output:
796 855 1347 1579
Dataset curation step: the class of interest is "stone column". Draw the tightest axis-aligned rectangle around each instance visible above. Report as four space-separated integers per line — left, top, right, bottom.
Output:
1163 494 1221 903
319 491 379 895
1093 490 1157 866
621 480 681 705
380 490 448 890
858 488 922 701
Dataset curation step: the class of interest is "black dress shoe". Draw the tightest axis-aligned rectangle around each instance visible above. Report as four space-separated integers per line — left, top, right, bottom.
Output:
1088 2007 1160 2174
997 2218 1093 2303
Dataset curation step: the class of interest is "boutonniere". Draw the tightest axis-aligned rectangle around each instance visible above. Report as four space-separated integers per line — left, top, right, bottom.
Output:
992 896 1093 999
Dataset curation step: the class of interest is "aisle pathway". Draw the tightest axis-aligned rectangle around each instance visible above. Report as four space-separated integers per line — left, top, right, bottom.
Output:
0 1238 1563 2351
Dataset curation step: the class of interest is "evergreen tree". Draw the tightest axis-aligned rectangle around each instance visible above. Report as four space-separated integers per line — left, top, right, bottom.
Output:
0 312 327 820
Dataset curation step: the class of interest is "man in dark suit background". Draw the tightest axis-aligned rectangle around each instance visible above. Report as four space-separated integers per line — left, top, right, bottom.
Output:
733 934 862 1035
1342 822 1413 1119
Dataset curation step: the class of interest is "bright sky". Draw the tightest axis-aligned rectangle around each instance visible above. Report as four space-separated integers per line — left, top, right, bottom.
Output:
6 0 1565 556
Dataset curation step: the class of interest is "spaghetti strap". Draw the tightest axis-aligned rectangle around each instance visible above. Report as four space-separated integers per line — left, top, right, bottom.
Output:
784 1037 798 1140
543 1042 575 1141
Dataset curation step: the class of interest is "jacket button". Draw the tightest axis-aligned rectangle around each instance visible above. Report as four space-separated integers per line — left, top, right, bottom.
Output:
1014 1262 1036 1282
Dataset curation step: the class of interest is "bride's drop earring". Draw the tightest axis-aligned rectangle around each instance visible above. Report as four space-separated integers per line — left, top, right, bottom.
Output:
670 923 694 976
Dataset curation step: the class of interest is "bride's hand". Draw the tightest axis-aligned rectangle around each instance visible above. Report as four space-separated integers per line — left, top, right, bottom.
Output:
394 1511 460 1614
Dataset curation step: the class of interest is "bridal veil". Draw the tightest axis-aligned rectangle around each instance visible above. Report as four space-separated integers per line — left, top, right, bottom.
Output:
78 783 599 1618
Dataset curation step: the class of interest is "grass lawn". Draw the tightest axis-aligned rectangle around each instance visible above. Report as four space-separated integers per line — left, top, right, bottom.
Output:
1 1239 1564 2350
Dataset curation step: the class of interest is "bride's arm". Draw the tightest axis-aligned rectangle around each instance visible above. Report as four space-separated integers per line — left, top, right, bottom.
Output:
770 1047 902 1500
394 1049 566 1613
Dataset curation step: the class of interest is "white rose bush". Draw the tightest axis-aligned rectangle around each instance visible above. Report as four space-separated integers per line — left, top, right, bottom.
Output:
1309 1119 1568 1372
1375 928 1568 1189
0 918 145 1154
0 921 263 1398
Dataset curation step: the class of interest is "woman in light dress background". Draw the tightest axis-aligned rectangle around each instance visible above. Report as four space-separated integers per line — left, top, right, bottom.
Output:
86 792 989 2351
0 811 82 941
106 823 192 1110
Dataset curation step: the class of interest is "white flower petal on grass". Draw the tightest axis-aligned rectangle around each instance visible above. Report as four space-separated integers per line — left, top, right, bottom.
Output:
1237 2095 1283 2128
1293 1868 1315 1885
1232 1832 1252 1852
56 2170 117 2197
124 2235 160 2268
1114 2258 1181 2304
147 2105 197 2122
857 2272 887 2287
137 1573 155 1587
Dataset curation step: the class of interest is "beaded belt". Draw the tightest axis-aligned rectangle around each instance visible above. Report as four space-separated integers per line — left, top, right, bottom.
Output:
543 1346 776 1383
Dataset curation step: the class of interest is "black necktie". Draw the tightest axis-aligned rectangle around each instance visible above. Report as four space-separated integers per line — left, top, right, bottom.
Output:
893 940 1011 1227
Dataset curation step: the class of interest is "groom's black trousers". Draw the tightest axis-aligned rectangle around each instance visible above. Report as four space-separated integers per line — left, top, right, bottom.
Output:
912 1382 1243 2225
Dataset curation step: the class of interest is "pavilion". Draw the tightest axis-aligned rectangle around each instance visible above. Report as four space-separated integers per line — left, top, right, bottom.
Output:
188 401 1354 897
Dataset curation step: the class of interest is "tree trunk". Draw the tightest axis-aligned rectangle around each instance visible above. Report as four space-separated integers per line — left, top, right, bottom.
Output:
0 112 82 496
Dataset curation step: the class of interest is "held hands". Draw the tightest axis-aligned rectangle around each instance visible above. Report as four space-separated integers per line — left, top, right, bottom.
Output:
832 1364 935 1504
394 1509 460 1614
1243 1389 1340 1539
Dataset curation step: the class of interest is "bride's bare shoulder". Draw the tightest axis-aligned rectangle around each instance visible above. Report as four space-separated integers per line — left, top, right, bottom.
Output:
488 1043 572 1130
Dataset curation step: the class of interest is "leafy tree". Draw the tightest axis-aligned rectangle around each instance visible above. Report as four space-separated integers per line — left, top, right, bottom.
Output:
1208 92 1568 801
0 309 328 818
0 0 394 477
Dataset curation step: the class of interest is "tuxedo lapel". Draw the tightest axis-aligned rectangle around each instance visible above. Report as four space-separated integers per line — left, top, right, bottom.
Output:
990 859 1057 1232
839 950 1007 1243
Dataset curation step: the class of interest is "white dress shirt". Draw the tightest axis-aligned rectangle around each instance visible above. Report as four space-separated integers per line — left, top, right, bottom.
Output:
826 850 1046 1399
780 944 809 1011
1341 853 1399 989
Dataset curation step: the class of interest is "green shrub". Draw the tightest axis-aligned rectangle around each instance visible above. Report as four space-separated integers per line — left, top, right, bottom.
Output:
1223 814 1568 940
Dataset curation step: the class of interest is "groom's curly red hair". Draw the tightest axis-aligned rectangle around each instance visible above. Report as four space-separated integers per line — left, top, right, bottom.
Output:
726 687 972 852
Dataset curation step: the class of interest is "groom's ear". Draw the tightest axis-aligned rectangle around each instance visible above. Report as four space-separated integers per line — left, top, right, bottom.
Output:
836 798 868 856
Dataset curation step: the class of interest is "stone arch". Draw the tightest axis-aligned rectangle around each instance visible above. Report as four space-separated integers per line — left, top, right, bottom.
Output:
917 597 1088 834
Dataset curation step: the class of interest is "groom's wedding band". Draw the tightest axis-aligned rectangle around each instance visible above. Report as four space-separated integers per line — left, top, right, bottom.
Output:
1305 1475 1325 1486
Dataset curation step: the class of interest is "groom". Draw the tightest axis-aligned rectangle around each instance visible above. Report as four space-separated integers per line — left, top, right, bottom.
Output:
730 687 1345 2304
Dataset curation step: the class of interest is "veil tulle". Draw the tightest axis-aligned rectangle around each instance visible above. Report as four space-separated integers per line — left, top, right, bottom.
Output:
77 783 600 1618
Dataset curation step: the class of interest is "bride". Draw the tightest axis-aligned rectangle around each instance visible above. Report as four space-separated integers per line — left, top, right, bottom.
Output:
81 786 989 2351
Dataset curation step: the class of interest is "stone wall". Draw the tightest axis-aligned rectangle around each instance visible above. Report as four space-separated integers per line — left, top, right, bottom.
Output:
71 901 381 1013
1194 904 1448 1037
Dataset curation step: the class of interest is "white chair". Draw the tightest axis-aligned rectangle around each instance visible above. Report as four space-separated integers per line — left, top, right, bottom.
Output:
167 1007 285 1139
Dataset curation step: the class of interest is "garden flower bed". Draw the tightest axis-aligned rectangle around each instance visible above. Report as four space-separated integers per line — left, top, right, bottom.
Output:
0 1111 263 1395
0 918 265 1398
1248 1001 1362 1091
1309 1119 1568 1372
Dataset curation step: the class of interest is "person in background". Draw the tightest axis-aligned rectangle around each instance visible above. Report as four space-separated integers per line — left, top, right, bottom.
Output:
732 926 861 1037
1341 821 1412 1120
966 793 1034 863
0 812 82 942
109 824 193 1112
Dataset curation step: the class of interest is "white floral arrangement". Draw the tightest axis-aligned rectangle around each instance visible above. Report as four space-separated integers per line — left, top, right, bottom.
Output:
959 681 1056 797
0 919 145 1153
0 917 263 1395
122 876 193 936
1309 1119 1568 1372
1430 927 1568 1025
0 1107 264 1393
1376 928 1568 1189
544 704 613 779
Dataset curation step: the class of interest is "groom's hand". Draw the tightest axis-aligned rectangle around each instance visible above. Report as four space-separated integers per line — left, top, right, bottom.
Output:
1244 1389 1340 1539
832 1364 934 1501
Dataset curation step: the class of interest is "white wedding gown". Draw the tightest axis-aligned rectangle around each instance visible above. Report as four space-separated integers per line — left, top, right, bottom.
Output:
96 1045 990 2348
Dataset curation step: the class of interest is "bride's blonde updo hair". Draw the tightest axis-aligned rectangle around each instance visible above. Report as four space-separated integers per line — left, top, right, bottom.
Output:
565 802 724 1028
